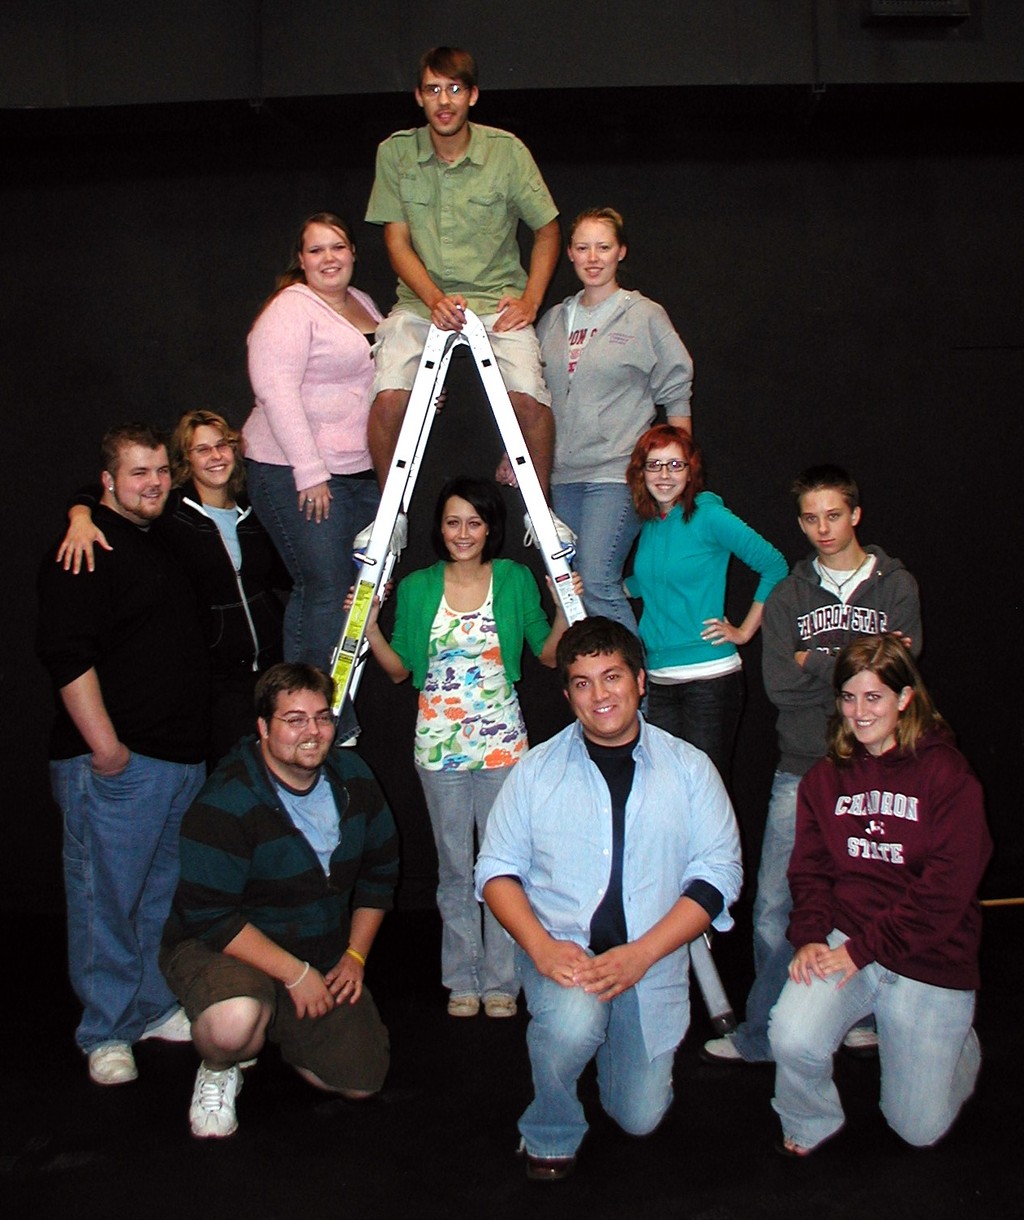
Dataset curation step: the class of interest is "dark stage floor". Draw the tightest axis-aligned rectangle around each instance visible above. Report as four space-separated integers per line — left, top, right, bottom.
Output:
2 905 1019 1220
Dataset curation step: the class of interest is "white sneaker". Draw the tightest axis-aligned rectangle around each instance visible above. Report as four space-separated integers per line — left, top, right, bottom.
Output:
139 1006 192 1043
700 1034 746 1064
88 1043 138 1085
841 1026 879 1056
522 511 577 550
353 512 408 558
189 1063 243 1139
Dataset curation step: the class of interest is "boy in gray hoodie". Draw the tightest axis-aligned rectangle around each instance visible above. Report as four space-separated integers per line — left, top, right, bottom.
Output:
702 464 921 1063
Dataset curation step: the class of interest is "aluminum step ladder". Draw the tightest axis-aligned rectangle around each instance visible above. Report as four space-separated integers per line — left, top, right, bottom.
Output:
328 308 734 1035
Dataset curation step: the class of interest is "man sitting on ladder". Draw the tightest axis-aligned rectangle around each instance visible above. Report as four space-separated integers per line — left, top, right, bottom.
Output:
364 45 564 515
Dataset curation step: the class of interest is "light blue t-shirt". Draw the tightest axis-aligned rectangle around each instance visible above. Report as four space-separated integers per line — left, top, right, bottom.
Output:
274 771 340 874
204 504 242 571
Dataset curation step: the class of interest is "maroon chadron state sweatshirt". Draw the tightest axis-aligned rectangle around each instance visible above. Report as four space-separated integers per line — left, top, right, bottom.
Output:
788 730 992 991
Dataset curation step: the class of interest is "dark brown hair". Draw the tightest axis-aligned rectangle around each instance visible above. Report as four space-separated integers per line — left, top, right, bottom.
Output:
100 423 167 476
418 46 478 90
555 617 645 688
255 663 335 724
791 464 860 512
430 477 506 562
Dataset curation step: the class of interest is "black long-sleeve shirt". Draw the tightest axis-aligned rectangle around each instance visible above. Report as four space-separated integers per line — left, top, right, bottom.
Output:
37 504 210 762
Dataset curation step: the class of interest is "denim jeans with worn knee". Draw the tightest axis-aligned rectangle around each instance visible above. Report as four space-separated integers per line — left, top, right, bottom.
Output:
416 765 517 999
551 482 640 633
245 459 379 669
50 752 205 1052
726 769 800 1061
645 670 744 790
518 952 675 1158
769 929 980 1149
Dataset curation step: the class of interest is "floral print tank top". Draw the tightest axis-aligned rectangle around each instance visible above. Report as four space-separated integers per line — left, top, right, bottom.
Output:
413 579 528 771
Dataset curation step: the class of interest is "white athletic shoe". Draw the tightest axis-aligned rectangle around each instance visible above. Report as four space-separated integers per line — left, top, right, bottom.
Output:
189 1063 243 1139
353 512 408 558
522 511 577 550
139 1006 192 1043
88 1043 138 1085
700 1034 746 1064
841 1026 879 1056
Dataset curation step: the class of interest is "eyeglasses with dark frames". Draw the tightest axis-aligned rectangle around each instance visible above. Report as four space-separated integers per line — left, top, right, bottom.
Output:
644 458 688 473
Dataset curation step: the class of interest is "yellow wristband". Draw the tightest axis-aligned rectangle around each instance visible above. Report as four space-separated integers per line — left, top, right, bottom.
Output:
345 946 366 967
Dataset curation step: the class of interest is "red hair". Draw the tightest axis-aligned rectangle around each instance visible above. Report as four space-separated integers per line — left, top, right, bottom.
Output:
626 425 704 521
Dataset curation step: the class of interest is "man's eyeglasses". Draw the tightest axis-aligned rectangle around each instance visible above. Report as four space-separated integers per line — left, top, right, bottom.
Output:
644 459 688 473
189 440 237 458
421 83 466 98
273 713 335 730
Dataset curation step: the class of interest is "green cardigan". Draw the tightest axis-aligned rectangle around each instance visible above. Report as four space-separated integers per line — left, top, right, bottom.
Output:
390 559 552 689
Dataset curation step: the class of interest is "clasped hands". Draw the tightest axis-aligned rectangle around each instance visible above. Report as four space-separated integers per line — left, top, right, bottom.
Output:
534 937 650 1002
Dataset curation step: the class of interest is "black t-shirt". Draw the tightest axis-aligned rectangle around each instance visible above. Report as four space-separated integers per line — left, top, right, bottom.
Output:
586 733 638 953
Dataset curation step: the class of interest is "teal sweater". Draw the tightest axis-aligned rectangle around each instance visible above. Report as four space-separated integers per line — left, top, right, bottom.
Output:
390 559 552 689
626 492 787 671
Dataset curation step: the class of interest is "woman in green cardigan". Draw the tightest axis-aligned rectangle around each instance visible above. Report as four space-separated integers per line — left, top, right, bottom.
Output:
361 476 578 1018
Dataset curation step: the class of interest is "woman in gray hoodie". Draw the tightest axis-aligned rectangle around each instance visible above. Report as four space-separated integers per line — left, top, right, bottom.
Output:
537 208 694 633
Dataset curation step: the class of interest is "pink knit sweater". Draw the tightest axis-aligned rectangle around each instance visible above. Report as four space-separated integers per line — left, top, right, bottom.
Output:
243 283 382 490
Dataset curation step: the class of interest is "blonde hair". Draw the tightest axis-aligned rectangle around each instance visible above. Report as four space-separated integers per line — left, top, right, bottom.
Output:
171 409 244 498
569 207 627 246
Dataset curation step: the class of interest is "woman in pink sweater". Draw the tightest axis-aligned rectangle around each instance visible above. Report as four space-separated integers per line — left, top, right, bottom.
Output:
769 634 991 1156
243 212 383 674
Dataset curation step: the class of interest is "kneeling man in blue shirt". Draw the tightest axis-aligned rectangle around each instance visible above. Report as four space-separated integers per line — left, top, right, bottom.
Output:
476 618 742 1180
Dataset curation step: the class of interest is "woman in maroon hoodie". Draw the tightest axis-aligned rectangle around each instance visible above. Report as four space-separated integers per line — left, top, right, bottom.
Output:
768 634 991 1156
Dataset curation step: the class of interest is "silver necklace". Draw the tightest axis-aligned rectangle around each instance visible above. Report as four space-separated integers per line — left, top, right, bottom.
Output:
816 555 870 597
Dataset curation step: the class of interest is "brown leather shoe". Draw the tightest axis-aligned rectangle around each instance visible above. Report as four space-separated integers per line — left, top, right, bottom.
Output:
525 1152 576 1181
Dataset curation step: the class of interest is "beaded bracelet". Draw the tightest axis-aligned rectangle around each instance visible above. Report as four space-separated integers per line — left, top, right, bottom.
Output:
285 960 310 989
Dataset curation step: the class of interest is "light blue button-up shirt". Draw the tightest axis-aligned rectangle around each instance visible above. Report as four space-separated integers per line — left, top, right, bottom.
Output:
476 715 743 1059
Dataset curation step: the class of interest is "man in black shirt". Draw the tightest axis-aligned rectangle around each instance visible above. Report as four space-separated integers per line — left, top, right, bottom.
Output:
38 423 209 1086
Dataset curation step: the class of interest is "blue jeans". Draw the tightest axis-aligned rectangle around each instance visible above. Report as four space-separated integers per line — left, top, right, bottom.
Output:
50 752 205 1052
416 765 517 999
731 770 801 1061
518 953 675 1158
245 460 379 669
551 482 640 632
645 669 744 789
769 929 980 1149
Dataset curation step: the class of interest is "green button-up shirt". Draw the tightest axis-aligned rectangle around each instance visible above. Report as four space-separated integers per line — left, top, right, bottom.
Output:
366 123 559 318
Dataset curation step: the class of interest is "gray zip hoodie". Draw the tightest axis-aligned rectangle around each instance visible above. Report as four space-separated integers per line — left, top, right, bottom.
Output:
537 290 693 485
762 546 922 775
